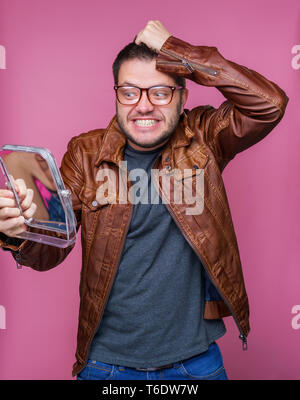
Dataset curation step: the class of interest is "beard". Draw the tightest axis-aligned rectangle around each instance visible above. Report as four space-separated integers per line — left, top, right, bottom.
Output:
116 99 182 149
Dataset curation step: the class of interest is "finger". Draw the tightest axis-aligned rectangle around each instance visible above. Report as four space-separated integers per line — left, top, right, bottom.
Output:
0 189 14 198
22 202 37 219
20 188 34 211
7 226 27 236
5 224 27 237
135 29 144 45
154 20 164 27
0 196 16 208
0 215 26 236
0 207 21 220
14 178 27 201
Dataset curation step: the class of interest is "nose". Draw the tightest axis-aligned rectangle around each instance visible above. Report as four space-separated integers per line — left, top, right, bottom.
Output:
134 89 154 113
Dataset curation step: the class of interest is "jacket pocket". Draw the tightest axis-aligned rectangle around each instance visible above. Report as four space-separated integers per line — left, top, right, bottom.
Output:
173 146 208 180
78 184 116 212
170 147 208 216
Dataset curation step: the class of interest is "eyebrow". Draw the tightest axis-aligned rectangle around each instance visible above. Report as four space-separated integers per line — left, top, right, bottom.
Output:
118 81 174 87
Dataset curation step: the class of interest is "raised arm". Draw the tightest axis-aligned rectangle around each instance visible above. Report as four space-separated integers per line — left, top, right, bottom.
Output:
136 21 289 168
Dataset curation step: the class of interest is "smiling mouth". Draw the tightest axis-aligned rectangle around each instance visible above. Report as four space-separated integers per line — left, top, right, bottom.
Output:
134 119 159 127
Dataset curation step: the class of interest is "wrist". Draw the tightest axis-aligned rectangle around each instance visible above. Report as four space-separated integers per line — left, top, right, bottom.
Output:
158 33 172 52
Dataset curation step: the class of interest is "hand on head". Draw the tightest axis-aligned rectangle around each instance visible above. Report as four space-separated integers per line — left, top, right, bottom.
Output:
135 20 172 52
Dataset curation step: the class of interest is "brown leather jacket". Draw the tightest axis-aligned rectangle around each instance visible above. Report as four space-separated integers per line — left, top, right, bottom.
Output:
1 36 288 376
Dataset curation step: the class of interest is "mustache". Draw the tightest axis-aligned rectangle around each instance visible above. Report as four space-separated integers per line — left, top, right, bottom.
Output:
115 101 163 120
128 112 163 120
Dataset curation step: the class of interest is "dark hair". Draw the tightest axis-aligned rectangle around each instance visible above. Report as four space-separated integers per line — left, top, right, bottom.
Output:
112 41 186 88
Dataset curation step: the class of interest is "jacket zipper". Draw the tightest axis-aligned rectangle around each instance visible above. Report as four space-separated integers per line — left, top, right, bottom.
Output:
79 152 167 374
157 46 247 347
78 150 246 375
164 202 247 350
158 47 219 77
152 160 247 350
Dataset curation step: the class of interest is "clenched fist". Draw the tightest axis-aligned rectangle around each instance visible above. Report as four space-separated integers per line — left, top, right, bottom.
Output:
0 177 36 237
135 20 172 53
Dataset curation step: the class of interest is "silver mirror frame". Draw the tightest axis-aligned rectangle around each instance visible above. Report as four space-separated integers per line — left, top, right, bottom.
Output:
0 144 77 248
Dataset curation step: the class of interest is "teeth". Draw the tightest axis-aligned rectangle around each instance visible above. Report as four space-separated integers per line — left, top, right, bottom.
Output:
134 119 157 127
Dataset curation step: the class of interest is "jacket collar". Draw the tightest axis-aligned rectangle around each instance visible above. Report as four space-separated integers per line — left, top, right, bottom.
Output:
95 116 126 167
94 111 194 167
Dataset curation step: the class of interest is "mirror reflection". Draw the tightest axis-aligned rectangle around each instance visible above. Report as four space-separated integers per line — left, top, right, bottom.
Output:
0 150 65 223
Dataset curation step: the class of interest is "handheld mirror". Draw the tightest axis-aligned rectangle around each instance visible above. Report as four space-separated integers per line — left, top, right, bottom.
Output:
0 145 77 248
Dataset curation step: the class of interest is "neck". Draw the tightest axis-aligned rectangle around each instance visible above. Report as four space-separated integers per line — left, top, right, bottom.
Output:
127 137 169 152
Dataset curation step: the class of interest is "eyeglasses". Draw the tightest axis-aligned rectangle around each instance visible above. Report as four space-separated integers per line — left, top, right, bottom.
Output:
114 85 183 106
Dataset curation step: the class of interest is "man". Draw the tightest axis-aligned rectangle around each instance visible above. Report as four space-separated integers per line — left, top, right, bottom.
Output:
0 21 288 380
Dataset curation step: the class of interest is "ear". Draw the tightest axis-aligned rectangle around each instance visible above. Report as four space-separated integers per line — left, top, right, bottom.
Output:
180 88 188 114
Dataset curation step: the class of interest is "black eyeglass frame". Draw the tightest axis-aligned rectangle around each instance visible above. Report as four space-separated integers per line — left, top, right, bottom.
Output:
114 85 184 106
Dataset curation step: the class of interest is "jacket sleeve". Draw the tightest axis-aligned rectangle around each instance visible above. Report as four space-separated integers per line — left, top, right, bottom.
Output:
156 36 289 168
0 137 83 271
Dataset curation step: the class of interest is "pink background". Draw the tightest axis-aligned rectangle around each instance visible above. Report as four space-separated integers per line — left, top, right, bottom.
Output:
0 0 299 380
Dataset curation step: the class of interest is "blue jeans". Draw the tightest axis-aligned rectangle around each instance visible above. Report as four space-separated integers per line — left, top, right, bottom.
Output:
77 342 228 380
